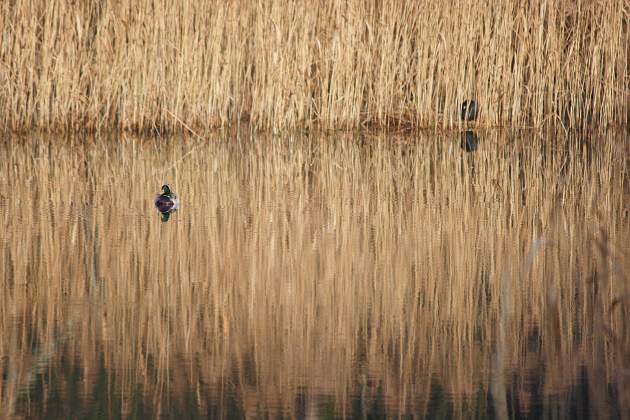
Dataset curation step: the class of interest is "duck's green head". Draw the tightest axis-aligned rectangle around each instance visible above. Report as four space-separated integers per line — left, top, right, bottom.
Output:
161 184 172 195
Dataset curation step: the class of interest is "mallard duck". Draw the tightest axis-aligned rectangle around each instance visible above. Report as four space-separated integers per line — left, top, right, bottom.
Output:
155 184 180 217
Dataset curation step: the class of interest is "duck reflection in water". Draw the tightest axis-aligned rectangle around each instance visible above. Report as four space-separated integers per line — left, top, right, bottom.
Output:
461 130 479 152
154 184 180 222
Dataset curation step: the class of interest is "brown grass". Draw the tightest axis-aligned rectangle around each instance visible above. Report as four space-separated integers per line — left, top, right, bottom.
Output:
0 0 629 133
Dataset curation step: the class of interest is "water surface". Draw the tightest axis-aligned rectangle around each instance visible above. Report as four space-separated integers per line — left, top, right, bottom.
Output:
1 130 629 419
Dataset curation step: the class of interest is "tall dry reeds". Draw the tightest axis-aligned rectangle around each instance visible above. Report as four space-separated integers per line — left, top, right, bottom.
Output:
1 130 629 418
0 0 628 133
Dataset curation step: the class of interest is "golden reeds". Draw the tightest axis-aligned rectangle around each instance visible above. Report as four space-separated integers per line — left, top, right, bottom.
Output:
0 0 628 133
1 130 629 418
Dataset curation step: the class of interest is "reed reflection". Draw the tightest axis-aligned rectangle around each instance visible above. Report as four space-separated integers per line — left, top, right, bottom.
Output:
0 131 628 419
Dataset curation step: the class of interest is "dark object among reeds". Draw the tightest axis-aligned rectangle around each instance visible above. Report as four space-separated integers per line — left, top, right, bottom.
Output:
461 100 479 122
461 130 479 152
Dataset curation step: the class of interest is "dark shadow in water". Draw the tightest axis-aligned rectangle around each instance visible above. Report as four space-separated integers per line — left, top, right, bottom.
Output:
12 343 618 420
460 130 479 152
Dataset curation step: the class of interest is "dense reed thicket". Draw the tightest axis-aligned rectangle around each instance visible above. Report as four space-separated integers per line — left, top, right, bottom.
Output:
0 0 628 133
1 131 629 417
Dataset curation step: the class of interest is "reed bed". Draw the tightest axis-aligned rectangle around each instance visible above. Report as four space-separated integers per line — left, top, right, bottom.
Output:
0 0 629 133
0 130 629 418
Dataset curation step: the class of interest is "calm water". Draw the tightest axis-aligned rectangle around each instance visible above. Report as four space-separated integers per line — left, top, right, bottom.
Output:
1 130 629 419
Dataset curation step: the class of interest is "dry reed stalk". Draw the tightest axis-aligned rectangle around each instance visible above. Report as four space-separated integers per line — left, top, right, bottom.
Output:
0 0 628 133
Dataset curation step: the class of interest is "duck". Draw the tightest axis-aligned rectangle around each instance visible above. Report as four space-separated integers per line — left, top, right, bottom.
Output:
155 184 179 219
460 99 479 122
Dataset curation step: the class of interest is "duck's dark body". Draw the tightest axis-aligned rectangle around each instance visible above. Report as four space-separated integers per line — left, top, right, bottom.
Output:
155 195 177 213
460 99 479 122
154 185 179 221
